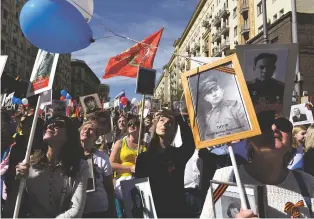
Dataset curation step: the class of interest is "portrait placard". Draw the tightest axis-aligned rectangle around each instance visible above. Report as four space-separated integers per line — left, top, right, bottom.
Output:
26 49 59 98
121 178 157 218
236 44 298 117
151 99 161 112
79 93 102 115
173 100 188 115
289 104 314 126
0 55 8 78
136 67 156 95
209 180 266 218
181 54 261 148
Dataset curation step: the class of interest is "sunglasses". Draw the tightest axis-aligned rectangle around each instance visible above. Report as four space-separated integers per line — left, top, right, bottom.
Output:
273 118 293 133
128 121 139 128
44 120 66 130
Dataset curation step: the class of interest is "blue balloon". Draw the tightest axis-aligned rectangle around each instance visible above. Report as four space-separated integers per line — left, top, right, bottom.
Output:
15 98 23 105
61 90 67 97
19 0 93 53
12 96 17 104
66 93 72 100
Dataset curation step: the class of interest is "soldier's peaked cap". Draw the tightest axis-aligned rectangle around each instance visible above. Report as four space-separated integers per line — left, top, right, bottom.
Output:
199 76 219 93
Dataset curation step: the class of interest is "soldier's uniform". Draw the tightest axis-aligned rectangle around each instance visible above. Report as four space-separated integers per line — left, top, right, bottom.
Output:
247 78 284 105
204 99 250 140
199 76 250 140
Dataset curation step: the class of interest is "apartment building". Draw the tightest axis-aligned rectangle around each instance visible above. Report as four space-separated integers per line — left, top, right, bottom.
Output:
155 0 313 103
1 0 72 98
71 59 100 100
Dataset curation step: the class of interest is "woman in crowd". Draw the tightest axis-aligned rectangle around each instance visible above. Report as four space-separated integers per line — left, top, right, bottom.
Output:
110 116 146 201
288 125 306 170
201 113 314 218
135 110 195 218
79 120 115 218
113 115 127 142
304 124 314 176
4 116 89 218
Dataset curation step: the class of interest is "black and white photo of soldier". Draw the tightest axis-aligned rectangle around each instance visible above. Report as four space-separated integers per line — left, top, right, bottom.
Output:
83 96 100 114
33 51 55 82
198 75 250 140
247 53 284 105
292 108 308 122
226 201 241 218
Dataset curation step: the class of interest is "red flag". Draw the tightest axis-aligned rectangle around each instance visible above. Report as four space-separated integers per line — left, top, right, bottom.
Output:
103 28 164 79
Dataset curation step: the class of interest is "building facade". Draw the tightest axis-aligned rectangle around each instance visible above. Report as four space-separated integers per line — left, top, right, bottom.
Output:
71 59 100 99
155 0 313 103
98 84 110 102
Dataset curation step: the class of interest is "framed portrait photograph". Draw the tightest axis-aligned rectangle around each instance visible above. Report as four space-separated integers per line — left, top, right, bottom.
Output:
289 104 314 126
121 177 157 219
173 100 188 115
236 44 298 117
26 49 59 98
79 93 102 115
181 54 261 148
210 180 266 218
151 99 161 112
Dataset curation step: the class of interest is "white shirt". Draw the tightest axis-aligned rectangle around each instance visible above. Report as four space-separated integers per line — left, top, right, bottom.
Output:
184 150 202 189
84 150 113 213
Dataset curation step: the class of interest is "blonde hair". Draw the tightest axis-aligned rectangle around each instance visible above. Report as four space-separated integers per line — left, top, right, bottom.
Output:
305 124 314 151
292 125 307 148
79 120 100 137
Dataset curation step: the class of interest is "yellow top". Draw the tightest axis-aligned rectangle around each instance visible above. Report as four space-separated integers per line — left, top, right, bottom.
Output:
118 136 146 177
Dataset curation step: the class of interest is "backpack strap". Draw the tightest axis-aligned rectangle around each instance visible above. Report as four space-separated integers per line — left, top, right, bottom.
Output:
292 171 313 216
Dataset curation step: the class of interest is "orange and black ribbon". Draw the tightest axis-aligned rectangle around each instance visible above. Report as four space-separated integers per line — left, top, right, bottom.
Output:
213 184 229 204
284 200 304 218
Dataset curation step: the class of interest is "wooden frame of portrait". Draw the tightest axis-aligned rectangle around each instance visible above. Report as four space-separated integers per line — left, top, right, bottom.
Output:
181 54 261 149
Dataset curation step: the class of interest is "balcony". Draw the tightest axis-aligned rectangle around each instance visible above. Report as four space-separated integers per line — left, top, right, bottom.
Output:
185 46 190 54
212 46 222 57
221 40 230 51
219 4 230 18
202 20 211 29
240 1 249 14
240 24 250 35
220 22 230 35
212 15 221 27
202 44 209 52
194 44 200 52
212 31 221 42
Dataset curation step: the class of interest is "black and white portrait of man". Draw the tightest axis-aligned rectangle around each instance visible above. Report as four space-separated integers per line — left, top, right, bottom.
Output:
226 201 241 218
80 93 102 115
292 108 307 122
33 51 55 82
189 67 250 141
247 53 285 105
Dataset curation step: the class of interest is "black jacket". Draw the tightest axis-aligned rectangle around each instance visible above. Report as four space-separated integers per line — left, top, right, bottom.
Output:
135 116 194 218
304 148 314 177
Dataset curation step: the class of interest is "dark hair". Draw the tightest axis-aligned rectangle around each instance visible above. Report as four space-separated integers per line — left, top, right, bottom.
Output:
84 96 95 104
31 116 83 177
254 53 277 66
227 202 241 217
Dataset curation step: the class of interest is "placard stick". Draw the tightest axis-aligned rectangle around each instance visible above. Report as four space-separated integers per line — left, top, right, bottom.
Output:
228 145 248 210
137 94 145 156
13 94 42 218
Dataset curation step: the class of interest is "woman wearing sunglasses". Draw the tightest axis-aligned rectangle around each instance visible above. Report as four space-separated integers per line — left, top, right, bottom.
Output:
109 116 146 207
79 120 115 218
201 113 314 218
4 116 89 218
135 109 195 218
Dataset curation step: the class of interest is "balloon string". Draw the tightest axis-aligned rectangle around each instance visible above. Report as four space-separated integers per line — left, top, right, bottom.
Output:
68 0 208 65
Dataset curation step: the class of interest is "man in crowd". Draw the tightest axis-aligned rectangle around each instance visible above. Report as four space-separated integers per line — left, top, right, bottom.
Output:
248 53 284 105
200 76 250 140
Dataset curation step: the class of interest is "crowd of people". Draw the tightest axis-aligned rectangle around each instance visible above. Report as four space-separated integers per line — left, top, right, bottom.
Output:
1 100 314 218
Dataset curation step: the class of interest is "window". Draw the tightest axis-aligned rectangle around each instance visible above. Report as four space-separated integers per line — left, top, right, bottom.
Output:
3 9 8 19
257 1 262 16
234 26 237 36
233 7 237 18
13 37 17 44
279 9 284 17
2 24 6 33
273 13 278 21
16 11 19 19
13 25 18 33
271 37 279 44
258 25 263 33
20 42 24 51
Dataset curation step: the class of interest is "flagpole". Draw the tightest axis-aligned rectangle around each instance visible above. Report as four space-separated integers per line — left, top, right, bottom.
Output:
137 94 145 156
